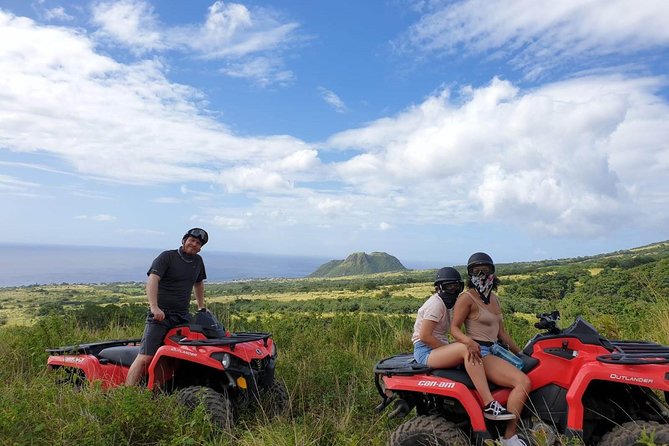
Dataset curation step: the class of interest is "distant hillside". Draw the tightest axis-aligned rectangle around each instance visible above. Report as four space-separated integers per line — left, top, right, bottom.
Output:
487 240 669 276
308 252 407 277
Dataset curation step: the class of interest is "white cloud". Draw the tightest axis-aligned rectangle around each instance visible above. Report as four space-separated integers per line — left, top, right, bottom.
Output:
212 215 247 230
399 0 669 77
190 1 298 57
379 222 392 230
91 0 300 84
318 87 347 113
219 56 295 87
92 0 165 53
75 214 117 221
326 75 669 237
0 174 39 192
311 197 352 216
0 10 316 192
152 197 181 204
43 6 74 22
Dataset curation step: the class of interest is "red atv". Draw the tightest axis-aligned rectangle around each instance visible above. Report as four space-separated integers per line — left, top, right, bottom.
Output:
47 311 288 429
375 312 669 445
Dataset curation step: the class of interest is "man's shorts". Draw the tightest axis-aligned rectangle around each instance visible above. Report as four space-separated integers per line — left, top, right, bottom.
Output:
139 311 192 356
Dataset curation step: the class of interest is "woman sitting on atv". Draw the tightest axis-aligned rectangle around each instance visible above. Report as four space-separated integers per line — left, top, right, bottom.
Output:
412 266 514 421
451 253 532 446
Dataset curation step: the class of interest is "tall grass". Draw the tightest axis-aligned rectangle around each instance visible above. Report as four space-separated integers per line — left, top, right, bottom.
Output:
1 300 667 445
0 311 413 445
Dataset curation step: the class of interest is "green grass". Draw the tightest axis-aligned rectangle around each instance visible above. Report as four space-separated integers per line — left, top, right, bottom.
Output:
3 246 669 444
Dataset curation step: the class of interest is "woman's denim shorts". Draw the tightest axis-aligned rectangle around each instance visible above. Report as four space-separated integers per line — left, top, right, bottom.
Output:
479 344 492 357
413 341 432 365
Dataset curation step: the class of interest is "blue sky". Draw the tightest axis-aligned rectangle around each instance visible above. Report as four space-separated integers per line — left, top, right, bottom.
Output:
1 0 668 267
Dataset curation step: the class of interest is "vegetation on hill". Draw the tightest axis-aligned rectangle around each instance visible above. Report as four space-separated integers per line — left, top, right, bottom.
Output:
1 240 669 444
308 251 407 277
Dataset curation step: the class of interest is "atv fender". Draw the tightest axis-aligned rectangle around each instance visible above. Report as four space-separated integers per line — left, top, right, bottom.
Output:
147 345 225 389
381 374 488 431
565 361 669 432
47 355 128 388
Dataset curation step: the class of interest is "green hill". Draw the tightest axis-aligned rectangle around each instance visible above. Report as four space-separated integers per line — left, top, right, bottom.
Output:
308 252 407 277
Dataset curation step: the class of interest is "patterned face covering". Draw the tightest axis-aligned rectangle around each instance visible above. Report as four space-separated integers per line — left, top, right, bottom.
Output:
471 273 495 304
437 281 463 309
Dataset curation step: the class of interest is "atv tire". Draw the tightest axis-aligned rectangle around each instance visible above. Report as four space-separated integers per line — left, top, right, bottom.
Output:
175 386 233 430
389 415 468 446
262 380 289 417
598 420 669 446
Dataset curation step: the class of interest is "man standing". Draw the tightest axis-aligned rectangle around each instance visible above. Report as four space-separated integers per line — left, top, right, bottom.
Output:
125 228 209 386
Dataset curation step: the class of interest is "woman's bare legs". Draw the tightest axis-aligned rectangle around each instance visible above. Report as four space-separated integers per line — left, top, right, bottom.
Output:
482 355 531 438
426 342 494 403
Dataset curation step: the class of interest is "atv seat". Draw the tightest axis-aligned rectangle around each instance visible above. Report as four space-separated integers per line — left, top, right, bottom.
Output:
430 368 499 390
431 353 538 388
98 346 141 367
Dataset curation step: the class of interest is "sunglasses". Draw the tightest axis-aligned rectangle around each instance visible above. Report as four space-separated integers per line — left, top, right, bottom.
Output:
440 282 463 291
188 228 207 239
185 228 208 245
471 266 492 275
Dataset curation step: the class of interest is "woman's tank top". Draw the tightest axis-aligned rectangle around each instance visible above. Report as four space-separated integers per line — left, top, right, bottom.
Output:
463 289 502 343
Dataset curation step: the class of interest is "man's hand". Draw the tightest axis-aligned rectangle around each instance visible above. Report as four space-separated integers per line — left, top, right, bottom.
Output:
150 307 165 321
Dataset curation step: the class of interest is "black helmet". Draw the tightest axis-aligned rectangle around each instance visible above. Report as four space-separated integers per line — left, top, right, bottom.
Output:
434 267 463 285
182 228 208 246
467 252 495 275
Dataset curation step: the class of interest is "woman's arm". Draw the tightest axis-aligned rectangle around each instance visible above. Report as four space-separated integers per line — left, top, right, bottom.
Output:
450 295 481 362
418 319 446 349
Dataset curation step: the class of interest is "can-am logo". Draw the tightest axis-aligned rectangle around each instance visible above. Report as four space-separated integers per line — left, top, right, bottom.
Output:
418 380 456 389
609 373 653 384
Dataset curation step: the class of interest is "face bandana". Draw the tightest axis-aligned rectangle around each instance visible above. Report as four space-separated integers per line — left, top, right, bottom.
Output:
437 289 458 309
437 282 462 309
471 273 495 304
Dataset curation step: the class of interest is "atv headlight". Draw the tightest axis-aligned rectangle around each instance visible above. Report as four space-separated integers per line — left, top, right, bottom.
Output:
271 342 278 358
220 353 231 369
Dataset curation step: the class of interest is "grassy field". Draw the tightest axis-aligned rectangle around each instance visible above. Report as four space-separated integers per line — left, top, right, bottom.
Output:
2 251 669 445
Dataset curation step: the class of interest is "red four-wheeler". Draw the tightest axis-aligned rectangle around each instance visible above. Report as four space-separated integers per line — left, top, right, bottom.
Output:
47 312 288 428
375 312 669 445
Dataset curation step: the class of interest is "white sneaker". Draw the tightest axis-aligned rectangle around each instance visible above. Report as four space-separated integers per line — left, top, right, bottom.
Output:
500 434 528 446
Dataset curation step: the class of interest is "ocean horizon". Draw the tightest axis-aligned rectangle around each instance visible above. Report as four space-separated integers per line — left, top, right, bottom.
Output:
0 244 332 287
0 244 436 287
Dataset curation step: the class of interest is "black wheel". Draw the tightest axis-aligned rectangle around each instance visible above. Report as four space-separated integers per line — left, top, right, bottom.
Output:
262 380 289 417
175 386 233 430
598 420 669 446
389 415 469 446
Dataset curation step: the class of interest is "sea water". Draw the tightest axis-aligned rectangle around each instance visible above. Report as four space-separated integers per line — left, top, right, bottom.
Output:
0 244 331 287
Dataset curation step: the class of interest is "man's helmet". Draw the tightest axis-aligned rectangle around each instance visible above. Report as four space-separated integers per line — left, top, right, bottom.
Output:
467 252 495 275
434 267 463 286
182 228 208 246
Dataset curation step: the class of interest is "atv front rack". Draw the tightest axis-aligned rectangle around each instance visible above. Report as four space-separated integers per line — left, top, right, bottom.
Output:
597 340 669 364
175 332 272 350
46 339 141 356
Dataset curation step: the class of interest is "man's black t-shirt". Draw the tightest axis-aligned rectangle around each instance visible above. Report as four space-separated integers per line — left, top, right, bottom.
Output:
147 248 206 313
